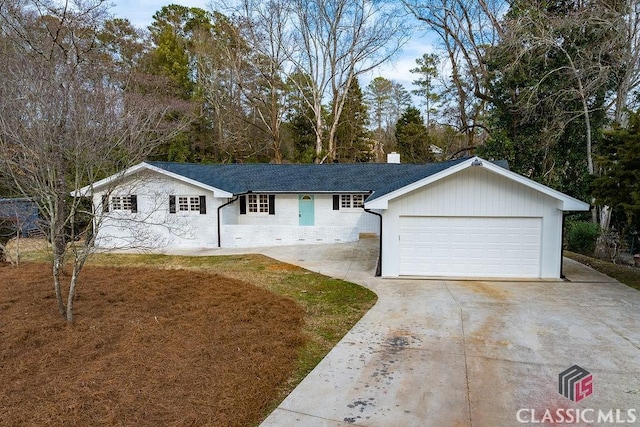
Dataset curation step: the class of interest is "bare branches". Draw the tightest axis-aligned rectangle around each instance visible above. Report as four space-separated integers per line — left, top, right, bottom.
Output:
403 0 507 145
232 0 410 162
0 0 187 324
495 3 626 175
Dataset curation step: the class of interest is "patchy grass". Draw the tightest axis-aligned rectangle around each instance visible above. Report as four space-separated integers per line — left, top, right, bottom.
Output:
565 251 640 291
0 249 377 426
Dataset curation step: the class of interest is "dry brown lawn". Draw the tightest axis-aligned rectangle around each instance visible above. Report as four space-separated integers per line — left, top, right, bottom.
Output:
0 263 306 426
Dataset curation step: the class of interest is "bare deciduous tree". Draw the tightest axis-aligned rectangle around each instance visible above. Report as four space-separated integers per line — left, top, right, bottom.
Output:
231 0 410 163
293 0 410 162
0 0 186 324
231 0 293 163
494 3 626 176
403 0 507 146
614 1 640 124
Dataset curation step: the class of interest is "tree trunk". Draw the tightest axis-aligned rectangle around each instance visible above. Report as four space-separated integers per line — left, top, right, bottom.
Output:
581 93 594 176
271 91 283 164
65 262 83 325
314 99 324 163
52 253 66 318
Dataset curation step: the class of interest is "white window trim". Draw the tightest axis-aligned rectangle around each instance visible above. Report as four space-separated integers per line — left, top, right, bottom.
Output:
111 195 132 211
340 194 365 210
247 194 270 214
176 195 201 213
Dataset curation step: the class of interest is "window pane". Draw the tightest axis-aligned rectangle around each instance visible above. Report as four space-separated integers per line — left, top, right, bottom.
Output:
341 195 351 208
352 195 364 208
111 195 134 211
248 194 258 212
112 196 122 210
178 197 189 211
259 194 269 213
190 196 200 211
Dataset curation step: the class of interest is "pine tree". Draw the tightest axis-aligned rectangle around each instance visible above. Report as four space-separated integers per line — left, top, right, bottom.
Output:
410 53 440 126
334 80 371 162
395 107 433 163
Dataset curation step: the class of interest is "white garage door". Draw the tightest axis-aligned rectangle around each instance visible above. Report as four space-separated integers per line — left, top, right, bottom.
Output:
399 217 542 278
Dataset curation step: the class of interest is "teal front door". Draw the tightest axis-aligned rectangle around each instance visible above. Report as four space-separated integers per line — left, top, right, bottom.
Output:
298 195 315 226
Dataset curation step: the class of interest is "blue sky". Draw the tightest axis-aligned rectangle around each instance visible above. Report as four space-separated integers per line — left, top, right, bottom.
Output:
109 0 435 93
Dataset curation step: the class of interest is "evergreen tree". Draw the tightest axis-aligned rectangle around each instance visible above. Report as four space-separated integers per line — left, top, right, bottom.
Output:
333 79 371 162
365 77 411 160
395 107 433 163
366 77 393 132
481 0 624 199
410 53 440 126
147 5 213 99
284 72 320 162
592 109 640 234
145 5 214 162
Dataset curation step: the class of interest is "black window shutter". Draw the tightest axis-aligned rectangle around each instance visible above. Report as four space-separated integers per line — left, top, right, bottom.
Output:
333 195 340 210
268 195 275 215
130 195 137 213
169 195 176 213
239 195 246 214
199 195 206 214
102 195 109 213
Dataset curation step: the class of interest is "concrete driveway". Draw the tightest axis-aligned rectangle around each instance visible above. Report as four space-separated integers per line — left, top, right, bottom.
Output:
224 238 640 426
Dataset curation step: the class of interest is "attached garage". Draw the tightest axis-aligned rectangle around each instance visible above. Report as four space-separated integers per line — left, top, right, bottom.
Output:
365 157 590 279
399 216 542 278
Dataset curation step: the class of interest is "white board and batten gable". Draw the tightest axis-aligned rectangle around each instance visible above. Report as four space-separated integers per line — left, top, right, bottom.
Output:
366 157 590 279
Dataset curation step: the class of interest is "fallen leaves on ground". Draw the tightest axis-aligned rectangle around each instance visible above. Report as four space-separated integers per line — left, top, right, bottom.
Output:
0 263 305 426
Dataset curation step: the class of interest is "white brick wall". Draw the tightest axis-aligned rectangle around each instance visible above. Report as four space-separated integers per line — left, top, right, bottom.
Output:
226 194 379 233
93 171 222 250
93 170 380 250
221 225 359 248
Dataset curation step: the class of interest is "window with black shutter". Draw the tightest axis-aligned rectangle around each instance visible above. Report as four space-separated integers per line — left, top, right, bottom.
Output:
102 195 109 213
199 195 206 214
268 195 275 215
239 195 247 214
170 195 205 213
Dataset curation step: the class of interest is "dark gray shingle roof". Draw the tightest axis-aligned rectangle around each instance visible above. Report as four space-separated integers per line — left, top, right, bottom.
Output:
147 158 506 201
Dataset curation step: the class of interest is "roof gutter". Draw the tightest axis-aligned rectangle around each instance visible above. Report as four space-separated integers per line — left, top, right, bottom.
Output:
364 208 382 277
238 190 373 195
217 196 239 248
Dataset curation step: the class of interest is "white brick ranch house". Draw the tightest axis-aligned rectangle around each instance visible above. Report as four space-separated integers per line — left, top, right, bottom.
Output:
83 156 589 279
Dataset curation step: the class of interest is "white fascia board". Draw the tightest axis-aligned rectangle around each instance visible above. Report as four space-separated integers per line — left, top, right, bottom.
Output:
364 156 591 212
75 162 233 198
142 163 233 197
478 159 590 211
75 163 148 197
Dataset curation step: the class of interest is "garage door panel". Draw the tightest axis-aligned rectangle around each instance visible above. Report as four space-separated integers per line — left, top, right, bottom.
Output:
399 217 542 278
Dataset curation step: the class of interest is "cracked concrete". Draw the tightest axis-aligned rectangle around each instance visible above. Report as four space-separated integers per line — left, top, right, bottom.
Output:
177 238 640 426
